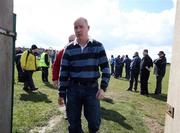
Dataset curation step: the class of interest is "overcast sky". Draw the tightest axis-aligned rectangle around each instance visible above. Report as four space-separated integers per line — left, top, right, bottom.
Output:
14 0 177 62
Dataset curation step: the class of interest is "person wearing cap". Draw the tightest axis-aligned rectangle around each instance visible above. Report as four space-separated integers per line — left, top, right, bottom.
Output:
154 51 167 95
127 52 141 91
20 44 39 92
39 49 50 83
58 17 110 133
140 49 153 95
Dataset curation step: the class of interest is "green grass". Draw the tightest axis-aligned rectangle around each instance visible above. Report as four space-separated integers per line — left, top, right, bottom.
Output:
13 65 170 133
13 70 61 133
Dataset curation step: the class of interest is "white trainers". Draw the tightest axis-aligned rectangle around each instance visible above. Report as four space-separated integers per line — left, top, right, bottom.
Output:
64 111 68 120
59 106 68 120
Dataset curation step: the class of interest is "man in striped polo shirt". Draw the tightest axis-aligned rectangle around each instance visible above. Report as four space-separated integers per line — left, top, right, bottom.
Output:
58 17 110 133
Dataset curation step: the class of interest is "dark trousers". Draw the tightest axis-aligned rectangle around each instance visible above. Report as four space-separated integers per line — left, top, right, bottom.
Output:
155 76 163 94
67 82 101 133
24 70 35 90
140 69 150 95
111 64 114 75
125 67 130 79
115 66 120 78
119 65 123 77
41 67 49 82
16 64 23 82
129 71 139 91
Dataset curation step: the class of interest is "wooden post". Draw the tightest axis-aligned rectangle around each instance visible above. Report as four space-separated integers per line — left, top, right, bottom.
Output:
0 0 14 132
165 0 180 133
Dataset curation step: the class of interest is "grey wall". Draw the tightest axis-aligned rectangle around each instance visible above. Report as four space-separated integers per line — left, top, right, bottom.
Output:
165 0 180 133
0 0 14 132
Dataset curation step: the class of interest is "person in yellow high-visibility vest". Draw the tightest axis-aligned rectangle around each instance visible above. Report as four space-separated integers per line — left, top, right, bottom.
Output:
39 49 50 83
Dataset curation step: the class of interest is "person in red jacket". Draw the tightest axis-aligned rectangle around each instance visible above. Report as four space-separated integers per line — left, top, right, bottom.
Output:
52 35 75 120
52 34 76 88
52 49 64 87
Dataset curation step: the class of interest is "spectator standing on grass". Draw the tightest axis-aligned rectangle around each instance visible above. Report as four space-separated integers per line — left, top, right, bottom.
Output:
110 55 115 75
39 49 50 83
50 50 56 64
52 34 76 88
154 51 167 95
140 49 153 95
114 55 121 78
127 52 141 91
20 44 39 92
58 17 110 133
15 47 24 82
123 55 131 79
52 34 75 120
119 55 125 77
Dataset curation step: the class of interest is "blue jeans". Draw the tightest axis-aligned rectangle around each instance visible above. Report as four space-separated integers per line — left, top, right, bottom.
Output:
67 82 101 133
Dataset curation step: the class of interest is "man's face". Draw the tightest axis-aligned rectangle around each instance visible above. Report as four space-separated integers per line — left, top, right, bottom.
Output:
143 51 148 56
47 50 50 55
158 53 163 58
32 49 38 54
74 19 89 41
68 35 76 43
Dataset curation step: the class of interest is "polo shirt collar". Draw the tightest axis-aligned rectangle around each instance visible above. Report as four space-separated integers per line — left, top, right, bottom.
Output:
73 37 93 46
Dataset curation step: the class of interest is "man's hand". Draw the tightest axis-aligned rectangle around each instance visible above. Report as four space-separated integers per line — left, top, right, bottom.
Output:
96 89 105 100
53 80 58 88
58 97 65 107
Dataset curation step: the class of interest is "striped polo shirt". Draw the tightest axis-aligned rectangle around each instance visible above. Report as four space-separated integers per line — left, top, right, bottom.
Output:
59 38 110 97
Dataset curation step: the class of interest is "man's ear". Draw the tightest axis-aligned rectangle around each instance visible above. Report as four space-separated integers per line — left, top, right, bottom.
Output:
88 25 90 30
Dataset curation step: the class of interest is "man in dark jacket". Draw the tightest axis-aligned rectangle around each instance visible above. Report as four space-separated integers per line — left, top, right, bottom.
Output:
128 52 141 91
140 49 153 95
154 51 167 95
123 55 131 79
114 55 121 78
119 55 125 77
15 47 23 82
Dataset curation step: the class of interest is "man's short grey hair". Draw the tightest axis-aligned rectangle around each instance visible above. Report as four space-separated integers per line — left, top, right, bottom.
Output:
74 17 89 25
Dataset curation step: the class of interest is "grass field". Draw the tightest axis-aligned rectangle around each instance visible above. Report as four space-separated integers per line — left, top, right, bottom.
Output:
13 65 170 133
